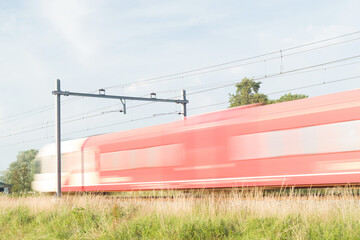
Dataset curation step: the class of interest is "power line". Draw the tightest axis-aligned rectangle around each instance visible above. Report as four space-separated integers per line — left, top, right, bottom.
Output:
0 96 80 124
186 55 360 96
131 37 360 87
1 31 359 123
0 112 175 148
283 31 360 51
1 56 359 138
0 94 183 138
188 75 360 111
0 90 99 124
68 58 360 120
266 75 360 96
183 60 360 95
103 32 360 90
1 72 359 148
179 47 360 92
62 116 156 136
0 135 54 149
2 37 358 135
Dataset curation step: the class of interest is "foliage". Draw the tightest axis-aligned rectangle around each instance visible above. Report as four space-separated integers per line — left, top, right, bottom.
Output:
229 78 268 107
268 93 309 104
229 78 308 107
0 171 6 182
1 149 39 192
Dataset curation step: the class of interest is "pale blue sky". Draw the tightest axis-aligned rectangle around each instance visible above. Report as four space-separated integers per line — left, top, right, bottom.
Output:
0 0 360 171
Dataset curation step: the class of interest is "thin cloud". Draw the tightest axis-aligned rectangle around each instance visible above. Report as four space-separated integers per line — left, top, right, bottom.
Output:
39 0 99 65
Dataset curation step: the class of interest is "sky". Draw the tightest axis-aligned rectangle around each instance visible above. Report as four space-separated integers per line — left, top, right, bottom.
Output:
0 0 360 172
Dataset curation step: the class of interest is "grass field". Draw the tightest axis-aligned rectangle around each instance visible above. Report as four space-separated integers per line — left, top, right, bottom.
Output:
1 188 360 239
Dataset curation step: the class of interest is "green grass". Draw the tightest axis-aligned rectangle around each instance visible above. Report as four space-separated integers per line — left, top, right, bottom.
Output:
1 188 360 239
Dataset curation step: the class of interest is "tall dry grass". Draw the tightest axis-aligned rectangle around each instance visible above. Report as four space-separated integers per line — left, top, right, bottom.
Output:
1 188 360 239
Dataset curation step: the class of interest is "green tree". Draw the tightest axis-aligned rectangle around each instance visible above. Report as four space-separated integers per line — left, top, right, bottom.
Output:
2 149 39 192
229 78 308 107
229 78 268 107
268 93 308 104
0 171 6 182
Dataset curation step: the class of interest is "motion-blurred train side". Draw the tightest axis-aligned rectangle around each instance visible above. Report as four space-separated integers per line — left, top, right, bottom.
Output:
32 89 360 192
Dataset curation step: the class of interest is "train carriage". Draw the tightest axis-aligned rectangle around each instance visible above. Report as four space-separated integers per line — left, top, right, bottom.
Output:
32 89 360 192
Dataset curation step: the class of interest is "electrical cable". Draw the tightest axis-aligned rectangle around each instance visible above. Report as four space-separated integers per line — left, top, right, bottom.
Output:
1 71 359 148
186 55 360 96
103 34 360 90
1 31 359 123
188 75 360 111
1 56 360 138
0 135 54 149
2 73 359 141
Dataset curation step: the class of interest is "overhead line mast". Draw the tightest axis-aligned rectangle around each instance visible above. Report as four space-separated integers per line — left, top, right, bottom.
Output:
53 79 188 197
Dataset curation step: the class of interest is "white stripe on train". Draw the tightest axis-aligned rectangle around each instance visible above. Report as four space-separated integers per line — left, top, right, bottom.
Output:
66 170 360 187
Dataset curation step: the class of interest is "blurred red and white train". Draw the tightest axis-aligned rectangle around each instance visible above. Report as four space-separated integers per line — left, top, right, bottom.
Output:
32 89 360 192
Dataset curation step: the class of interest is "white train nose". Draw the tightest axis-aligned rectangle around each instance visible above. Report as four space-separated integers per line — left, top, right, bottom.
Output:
32 173 57 192
32 173 69 192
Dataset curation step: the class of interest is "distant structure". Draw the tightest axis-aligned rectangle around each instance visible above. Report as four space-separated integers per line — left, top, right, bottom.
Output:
0 182 11 194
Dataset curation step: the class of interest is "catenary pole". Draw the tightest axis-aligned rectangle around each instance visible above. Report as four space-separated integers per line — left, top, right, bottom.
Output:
53 80 188 197
182 89 187 118
55 79 61 197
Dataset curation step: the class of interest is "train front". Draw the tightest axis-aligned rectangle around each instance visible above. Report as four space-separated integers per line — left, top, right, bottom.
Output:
32 138 88 193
